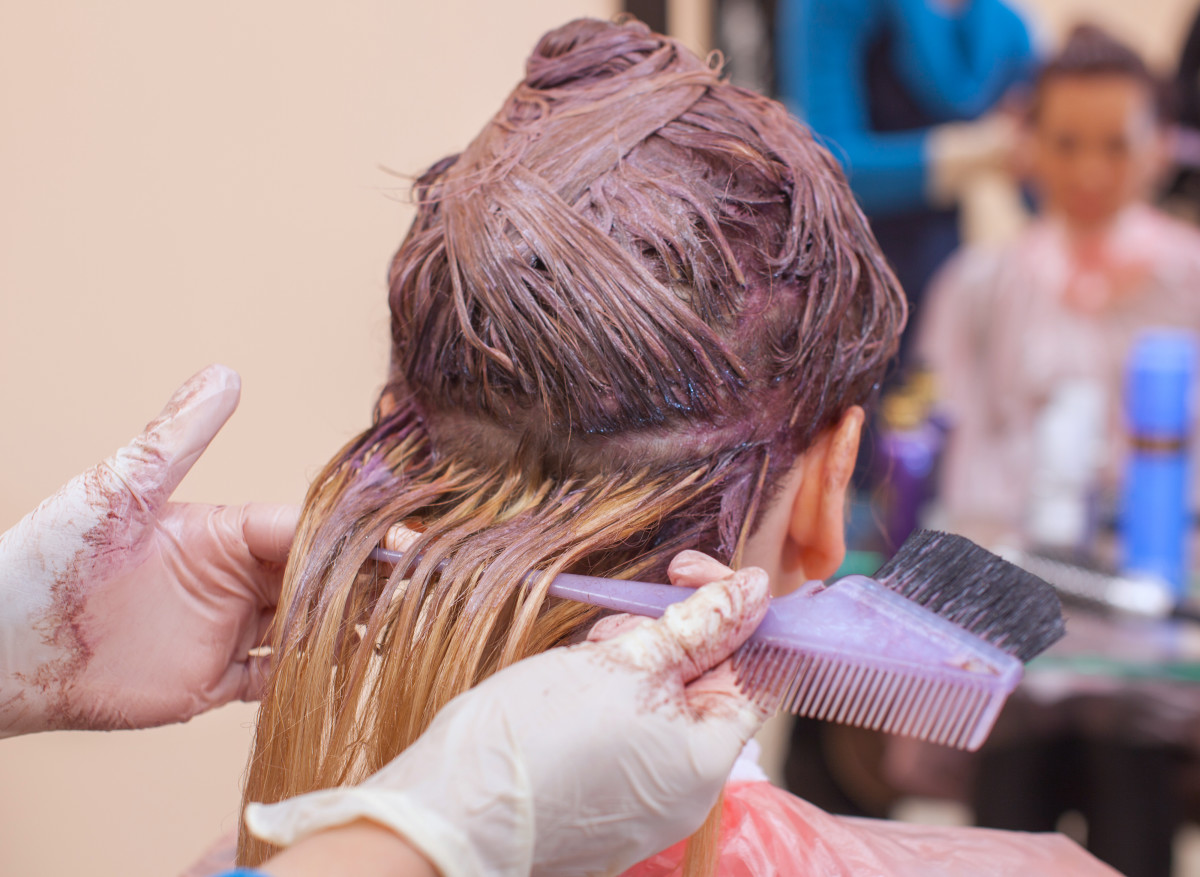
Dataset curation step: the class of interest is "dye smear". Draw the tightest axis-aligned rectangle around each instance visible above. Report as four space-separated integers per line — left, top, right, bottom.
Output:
586 567 770 725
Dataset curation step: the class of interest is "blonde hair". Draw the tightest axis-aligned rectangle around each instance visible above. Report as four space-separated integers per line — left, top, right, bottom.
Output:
239 16 903 872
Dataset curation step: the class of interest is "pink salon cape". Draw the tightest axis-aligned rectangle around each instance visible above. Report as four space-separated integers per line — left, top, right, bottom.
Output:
623 780 1117 876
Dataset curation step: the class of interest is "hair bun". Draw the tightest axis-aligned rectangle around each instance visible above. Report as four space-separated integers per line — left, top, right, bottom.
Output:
525 18 666 90
388 16 903 452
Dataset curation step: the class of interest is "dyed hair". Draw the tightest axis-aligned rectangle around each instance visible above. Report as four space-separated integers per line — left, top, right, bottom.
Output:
239 17 904 871
1033 24 1168 122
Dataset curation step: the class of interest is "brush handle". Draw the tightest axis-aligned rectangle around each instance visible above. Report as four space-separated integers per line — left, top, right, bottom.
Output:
373 545 820 626
550 573 833 637
371 547 711 616
548 572 695 617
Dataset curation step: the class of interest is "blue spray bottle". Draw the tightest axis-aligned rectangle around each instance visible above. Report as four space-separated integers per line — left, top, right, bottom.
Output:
1121 330 1198 602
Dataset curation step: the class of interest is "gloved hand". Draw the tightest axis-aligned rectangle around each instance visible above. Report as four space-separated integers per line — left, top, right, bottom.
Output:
926 112 1020 206
0 364 299 736
245 559 771 877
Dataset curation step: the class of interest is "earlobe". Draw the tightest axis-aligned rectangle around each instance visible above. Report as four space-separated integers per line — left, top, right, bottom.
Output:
788 406 864 581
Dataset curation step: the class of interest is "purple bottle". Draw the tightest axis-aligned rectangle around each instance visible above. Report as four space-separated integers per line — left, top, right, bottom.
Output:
875 388 945 552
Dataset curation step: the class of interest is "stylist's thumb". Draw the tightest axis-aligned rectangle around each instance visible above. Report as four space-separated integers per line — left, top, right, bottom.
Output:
633 566 771 681
673 569 773 741
104 364 242 509
611 566 773 769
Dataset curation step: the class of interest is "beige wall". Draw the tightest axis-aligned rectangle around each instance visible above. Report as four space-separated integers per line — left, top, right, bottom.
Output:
0 3 613 875
1 0 1197 874
1022 0 1197 66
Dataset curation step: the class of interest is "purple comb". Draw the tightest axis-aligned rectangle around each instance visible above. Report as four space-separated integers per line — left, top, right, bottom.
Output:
371 529 1063 751
542 572 1021 750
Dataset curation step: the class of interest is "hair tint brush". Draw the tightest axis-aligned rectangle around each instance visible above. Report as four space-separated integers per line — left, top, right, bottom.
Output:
370 529 1064 751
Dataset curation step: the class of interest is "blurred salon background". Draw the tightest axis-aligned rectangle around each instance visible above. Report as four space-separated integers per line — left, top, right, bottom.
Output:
4 0 1200 874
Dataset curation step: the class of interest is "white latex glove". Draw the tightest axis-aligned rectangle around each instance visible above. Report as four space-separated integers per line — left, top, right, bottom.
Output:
926 112 1019 206
245 560 771 877
0 364 299 735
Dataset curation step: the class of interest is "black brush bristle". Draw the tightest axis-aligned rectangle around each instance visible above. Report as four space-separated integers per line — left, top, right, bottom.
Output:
873 529 1066 662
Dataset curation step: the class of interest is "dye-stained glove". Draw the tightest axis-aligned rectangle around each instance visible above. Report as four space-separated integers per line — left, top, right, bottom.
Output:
0 364 299 736
245 560 772 877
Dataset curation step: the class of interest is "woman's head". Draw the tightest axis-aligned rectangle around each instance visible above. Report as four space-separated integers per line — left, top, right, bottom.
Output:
386 17 901 519
240 17 902 867
1029 25 1168 230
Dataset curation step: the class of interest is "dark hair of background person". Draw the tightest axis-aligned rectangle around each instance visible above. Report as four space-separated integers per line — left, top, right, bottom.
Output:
1033 23 1173 123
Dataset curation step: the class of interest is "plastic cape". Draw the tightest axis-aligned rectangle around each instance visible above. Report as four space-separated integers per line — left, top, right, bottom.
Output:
622 781 1118 876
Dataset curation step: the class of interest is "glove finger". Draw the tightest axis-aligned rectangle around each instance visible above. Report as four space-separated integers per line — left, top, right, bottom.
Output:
667 550 735 589
685 659 771 734
382 522 421 553
105 365 242 509
242 503 301 564
238 609 277 700
242 653 274 701
254 606 276 647
200 504 290 608
613 567 770 682
212 608 276 705
585 612 644 643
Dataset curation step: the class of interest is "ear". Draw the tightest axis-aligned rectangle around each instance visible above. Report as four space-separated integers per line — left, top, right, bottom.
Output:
783 406 864 582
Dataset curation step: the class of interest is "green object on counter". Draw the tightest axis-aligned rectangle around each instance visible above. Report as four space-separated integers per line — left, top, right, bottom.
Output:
834 549 885 579
1029 654 1200 683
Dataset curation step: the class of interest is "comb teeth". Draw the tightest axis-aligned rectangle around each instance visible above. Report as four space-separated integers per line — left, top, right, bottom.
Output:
874 529 1066 662
733 641 1005 750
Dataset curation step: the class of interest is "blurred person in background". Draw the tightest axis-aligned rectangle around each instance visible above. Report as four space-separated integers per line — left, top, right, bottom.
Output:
776 0 1036 365
916 26 1198 877
919 24 1195 548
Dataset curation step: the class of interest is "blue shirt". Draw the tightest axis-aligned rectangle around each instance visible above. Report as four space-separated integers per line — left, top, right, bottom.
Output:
777 0 1035 215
